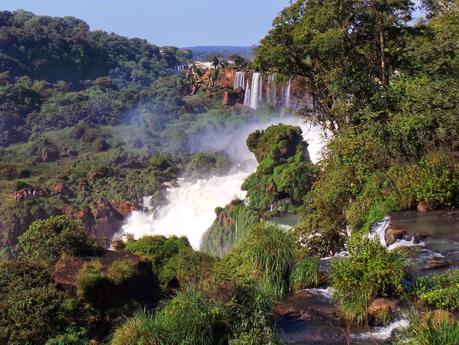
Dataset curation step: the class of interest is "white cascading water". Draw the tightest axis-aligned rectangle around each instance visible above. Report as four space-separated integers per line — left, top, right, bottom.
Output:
118 116 327 250
267 74 277 106
250 72 262 109
243 80 251 106
369 216 425 251
234 71 245 89
284 79 292 109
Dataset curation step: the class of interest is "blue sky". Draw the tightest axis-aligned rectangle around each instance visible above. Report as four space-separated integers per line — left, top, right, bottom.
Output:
2 0 288 47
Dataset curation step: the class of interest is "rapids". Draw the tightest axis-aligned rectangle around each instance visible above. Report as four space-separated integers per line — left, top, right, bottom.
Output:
117 116 327 249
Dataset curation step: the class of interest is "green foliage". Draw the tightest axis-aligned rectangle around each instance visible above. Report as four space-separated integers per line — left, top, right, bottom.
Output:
289 257 320 290
240 223 297 298
18 215 96 266
154 289 225 345
45 325 88 345
111 311 162 345
201 200 260 257
416 270 459 310
0 260 67 345
185 152 231 177
124 235 191 286
398 313 459 345
331 238 406 325
106 259 137 285
242 124 314 213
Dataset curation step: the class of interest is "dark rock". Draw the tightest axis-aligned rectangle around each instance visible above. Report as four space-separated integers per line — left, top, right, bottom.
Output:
368 298 399 320
385 225 407 246
423 258 450 270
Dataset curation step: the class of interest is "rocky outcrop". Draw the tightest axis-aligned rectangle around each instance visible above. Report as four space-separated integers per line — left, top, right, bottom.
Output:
222 88 244 106
385 226 407 246
52 250 144 288
367 298 399 320
111 200 140 218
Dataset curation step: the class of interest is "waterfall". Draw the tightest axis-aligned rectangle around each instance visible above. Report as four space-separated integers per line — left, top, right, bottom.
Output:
249 72 262 109
117 116 327 250
233 71 245 89
284 79 292 109
267 74 276 106
243 80 251 106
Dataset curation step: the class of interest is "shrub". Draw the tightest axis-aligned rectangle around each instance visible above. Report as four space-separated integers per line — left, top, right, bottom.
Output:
18 216 96 266
45 325 88 345
241 223 297 298
331 237 406 325
106 259 137 285
154 289 226 345
289 257 320 290
124 235 191 286
76 260 105 302
416 270 459 310
0 260 67 345
111 311 163 345
397 313 459 345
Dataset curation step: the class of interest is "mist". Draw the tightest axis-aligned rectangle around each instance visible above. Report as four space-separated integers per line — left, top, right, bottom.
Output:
117 114 328 250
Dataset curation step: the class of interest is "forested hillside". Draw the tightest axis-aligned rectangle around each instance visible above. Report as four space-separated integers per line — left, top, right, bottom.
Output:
0 2 458 345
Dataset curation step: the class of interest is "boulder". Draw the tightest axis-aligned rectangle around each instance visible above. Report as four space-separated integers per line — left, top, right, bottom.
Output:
385 225 407 246
417 202 431 213
368 298 399 320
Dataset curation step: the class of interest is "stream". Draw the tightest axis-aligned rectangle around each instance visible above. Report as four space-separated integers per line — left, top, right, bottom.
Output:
275 209 458 344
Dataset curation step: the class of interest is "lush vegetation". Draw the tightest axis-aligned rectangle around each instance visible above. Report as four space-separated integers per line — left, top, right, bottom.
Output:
0 1 458 344
331 238 406 324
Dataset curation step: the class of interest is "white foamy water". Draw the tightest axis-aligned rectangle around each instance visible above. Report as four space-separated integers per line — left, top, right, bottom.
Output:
117 116 328 250
353 318 409 341
121 172 249 249
369 217 425 251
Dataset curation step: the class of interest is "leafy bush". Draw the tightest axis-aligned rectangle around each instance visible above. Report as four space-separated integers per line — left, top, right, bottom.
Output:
18 215 96 266
0 260 67 345
416 270 459 310
106 259 138 285
289 257 320 290
154 289 225 345
124 235 191 286
45 325 88 345
111 311 163 345
201 201 259 257
331 237 406 325
240 223 297 298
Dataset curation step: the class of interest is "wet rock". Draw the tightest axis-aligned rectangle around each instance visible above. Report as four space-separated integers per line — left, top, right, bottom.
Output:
368 298 399 320
274 290 339 322
423 257 450 270
385 225 407 246
417 202 431 213
222 88 244 106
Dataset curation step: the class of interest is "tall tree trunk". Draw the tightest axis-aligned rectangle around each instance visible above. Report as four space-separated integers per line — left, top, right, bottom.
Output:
380 25 387 86
377 11 388 87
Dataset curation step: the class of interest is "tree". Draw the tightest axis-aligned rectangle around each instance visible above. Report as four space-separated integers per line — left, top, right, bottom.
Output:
18 215 96 266
0 260 67 345
254 0 414 131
